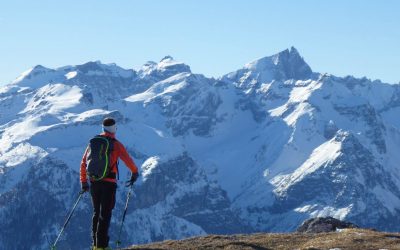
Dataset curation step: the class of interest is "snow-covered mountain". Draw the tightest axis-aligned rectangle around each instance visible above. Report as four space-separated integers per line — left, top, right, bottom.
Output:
1 47 400 249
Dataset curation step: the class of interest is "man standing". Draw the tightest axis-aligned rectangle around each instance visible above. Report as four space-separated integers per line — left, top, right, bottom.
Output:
80 117 139 250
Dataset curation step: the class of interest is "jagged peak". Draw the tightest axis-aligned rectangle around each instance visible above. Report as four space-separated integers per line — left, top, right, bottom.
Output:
157 56 189 69
143 61 157 66
333 130 366 152
289 46 299 54
243 47 312 80
160 55 174 62
333 130 352 142
273 46 300 57
138 56 191 79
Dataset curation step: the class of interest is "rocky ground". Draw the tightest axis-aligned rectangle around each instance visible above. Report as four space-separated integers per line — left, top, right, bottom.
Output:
124 229 400 250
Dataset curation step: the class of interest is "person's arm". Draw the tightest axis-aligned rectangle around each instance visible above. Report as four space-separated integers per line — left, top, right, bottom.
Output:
80 146 89 183
117 141 139 174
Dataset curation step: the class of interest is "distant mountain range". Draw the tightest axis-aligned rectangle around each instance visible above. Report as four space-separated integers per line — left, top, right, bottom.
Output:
1 47 400 250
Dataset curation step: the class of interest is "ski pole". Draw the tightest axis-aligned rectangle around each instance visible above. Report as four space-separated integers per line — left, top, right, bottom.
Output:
116 184 134 248
51 190 85 250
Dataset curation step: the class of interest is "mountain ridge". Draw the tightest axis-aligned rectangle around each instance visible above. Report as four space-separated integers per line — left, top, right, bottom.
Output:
1 47 400 249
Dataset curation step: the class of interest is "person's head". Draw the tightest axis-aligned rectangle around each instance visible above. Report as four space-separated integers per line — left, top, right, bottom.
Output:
102 117 116 134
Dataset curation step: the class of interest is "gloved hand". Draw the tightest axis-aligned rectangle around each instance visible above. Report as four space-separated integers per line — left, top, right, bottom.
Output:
81 182 89 192
125 172 139 187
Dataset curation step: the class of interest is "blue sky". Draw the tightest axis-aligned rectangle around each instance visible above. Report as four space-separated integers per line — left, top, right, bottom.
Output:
0 0 399 85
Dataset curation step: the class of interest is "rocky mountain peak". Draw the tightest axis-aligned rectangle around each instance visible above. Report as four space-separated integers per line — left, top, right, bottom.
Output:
160 55 175 62
138 56 191 79
223 47 313 88
263 46 312 80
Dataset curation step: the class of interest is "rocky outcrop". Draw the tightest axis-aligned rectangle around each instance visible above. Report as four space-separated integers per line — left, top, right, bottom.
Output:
296 217 358 233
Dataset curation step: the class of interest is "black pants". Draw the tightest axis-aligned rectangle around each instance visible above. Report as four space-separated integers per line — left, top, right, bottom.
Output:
90 181 117 248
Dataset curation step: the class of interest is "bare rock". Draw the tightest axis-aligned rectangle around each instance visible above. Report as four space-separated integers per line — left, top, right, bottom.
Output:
296 217 359 233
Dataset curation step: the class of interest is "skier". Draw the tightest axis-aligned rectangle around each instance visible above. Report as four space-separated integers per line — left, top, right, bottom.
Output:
80 117 139 250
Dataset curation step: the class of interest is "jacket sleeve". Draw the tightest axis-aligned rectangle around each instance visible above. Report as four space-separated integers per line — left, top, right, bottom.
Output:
117 141 139 174
80 146 89 183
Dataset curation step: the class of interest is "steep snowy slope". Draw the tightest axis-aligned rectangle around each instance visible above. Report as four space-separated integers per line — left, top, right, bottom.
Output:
1 49 400 250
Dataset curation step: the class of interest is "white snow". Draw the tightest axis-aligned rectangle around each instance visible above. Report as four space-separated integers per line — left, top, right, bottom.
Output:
0 142 48 168
312 206 353 220
141 156 160 181
65 71 78 79
21 83 82 114
12 67 35 83
157 56 182 69
125 91 154 103
271 137 342 193
72 109 110 122
269 79 321 126
0 142 48 194
294 204 352 221
284 102 313 126
289 80 322 102
0 116 55 152
125 73 190 103
10 65 64 89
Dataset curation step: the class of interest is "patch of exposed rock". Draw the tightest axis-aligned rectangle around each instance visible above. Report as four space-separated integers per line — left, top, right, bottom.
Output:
296 216 359 233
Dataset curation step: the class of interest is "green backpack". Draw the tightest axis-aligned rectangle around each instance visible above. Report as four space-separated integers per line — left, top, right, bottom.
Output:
86 135 116 181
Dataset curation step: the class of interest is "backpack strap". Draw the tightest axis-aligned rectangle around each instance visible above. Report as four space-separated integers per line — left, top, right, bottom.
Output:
116 160 120 180
112 138 120 180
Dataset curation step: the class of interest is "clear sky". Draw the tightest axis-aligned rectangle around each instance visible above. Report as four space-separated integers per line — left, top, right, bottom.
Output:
0 0 399 85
